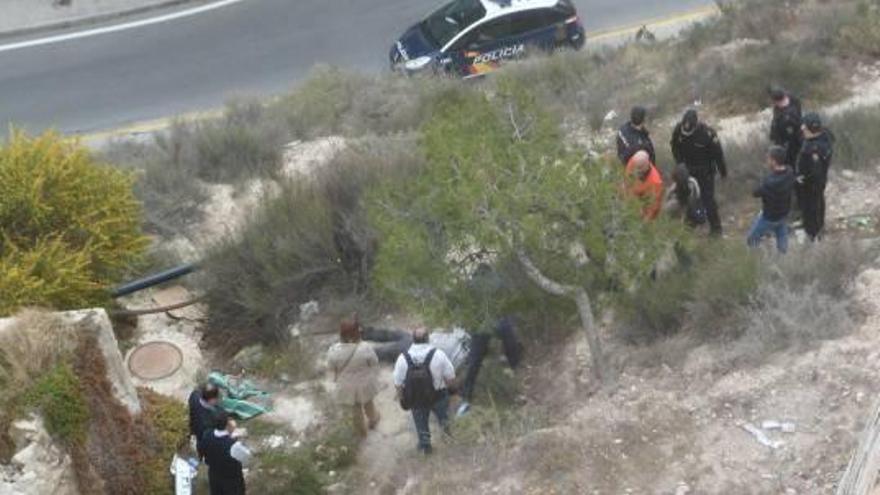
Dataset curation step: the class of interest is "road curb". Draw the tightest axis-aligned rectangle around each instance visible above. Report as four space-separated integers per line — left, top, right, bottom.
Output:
587 5 718 43
0 0 209 40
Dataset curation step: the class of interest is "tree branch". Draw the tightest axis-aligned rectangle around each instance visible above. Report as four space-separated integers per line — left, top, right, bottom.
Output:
516 250 576 297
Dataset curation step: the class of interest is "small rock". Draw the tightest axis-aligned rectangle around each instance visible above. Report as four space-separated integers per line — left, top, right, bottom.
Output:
299 301 320 321
675 484 691 495
841 169 856 180
264 435 284 449
288 324 302 339
326 482 346 494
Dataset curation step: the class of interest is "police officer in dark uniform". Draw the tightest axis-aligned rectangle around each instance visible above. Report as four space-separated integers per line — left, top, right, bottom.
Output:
769 87 803 177
671 109 727 235
796 112 834 241
188 384 219 458
202 411 250 495
616 106 656 166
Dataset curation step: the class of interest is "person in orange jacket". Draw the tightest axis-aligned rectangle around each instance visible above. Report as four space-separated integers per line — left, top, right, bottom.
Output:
625 150 664 221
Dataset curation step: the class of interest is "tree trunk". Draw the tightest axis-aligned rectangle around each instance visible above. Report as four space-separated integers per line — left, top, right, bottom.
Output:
517 251 606 383
572 288 605 383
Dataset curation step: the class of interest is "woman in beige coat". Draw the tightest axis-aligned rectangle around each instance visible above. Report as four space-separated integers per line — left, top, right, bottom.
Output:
327 319 381 437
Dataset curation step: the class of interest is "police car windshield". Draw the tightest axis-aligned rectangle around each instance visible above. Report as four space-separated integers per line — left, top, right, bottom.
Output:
421 0 487 48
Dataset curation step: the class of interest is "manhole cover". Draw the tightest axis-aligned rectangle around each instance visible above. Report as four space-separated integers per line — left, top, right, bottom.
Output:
128 341 183 381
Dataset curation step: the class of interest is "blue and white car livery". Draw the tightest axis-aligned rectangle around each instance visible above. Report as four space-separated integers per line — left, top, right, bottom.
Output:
391 0 585 78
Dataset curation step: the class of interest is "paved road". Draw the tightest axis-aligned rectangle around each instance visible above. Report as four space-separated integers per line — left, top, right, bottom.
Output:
0 0 711 134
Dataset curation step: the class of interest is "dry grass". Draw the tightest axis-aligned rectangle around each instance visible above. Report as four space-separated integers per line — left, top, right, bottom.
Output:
828 104 880 172
834 0 880 57
0 310 78 405
706 240 872 367
622 239 874 371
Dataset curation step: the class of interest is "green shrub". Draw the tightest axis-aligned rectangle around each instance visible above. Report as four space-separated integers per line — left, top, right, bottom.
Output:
827 104 880 172
619 268 694 341
251 342 316 383
204 136 421 349
140 389 189 495
725 281 852 367
0 240 102 316
619 241 759 341
137 159 208 236
274 65 455 139
695 240 868 367
248 450 326 495
191 100 287 183
0 131 147 315
835 0 880 57
147 100 288 185
25 363 88 445
685 242 760 337
0 311 78 406
247 420 358 495
101 139 208 237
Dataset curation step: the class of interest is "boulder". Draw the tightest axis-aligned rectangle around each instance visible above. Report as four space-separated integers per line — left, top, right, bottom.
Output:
0 415 78 495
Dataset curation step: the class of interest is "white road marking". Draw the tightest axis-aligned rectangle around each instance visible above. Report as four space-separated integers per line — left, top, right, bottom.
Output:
0 0 248 54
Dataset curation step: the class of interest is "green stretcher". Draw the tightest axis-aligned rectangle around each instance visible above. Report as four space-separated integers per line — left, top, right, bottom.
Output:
208 371 272 421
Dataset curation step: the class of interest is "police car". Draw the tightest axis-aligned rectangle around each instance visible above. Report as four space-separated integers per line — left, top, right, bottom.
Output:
390 0 585 78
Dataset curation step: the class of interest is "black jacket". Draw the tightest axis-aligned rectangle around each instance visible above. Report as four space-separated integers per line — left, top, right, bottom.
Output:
188 390 216 440
796 130 834 182
616 122 656 165
671 122 727 178
770 96 803 151
203 431 246 495
753 167 795 222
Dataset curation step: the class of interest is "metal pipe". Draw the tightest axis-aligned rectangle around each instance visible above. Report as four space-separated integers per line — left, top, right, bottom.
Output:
111 263 199 298
109 296 205 317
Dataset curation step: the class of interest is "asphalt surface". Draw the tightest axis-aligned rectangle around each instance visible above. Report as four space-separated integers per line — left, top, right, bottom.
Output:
0 0 711 134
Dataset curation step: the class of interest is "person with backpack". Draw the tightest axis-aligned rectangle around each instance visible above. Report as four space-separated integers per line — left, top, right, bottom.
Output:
327 318 381 438
393 327 456 455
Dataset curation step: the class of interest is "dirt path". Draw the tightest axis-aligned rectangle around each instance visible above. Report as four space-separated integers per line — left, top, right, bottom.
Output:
357 371 415 491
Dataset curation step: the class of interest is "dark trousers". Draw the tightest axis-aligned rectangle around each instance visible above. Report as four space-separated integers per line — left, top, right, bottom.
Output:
801 178 827 240
361 327 412 363
460 334 490 402
460 319 522 402
412 390 450 451
693 172 721 234
209 472 245 495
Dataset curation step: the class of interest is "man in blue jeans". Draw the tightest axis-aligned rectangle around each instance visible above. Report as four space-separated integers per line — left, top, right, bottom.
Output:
747 145 795 253
393 327 456 455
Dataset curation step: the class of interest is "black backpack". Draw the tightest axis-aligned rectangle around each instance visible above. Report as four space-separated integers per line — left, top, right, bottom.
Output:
400 349 438 411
